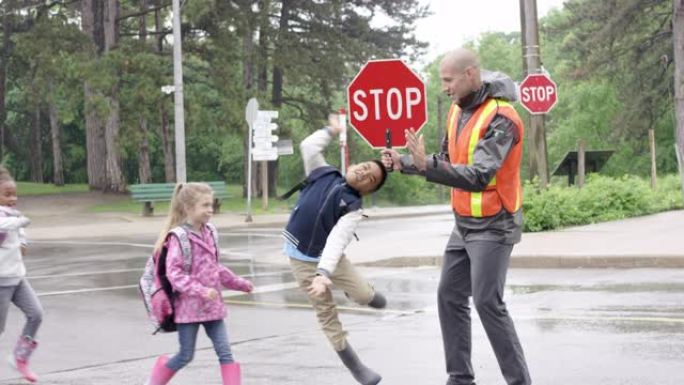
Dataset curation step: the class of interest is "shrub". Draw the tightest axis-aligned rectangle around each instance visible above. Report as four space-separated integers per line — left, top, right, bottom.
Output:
522 174 683 232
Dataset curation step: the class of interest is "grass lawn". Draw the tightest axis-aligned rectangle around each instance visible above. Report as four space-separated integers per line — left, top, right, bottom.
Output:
89 184 294 215
17 182 89 196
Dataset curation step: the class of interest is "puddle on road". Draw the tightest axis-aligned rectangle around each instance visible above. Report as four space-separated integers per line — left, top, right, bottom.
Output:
510 282 684 294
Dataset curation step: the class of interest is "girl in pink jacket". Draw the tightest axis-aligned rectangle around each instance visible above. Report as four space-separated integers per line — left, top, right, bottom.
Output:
144 183 253 385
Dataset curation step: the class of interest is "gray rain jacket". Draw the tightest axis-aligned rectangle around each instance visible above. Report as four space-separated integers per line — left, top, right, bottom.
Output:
401 71 523 246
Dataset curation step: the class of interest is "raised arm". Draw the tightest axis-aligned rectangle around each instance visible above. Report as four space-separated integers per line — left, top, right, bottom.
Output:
300 128 334 176
300 114 344 176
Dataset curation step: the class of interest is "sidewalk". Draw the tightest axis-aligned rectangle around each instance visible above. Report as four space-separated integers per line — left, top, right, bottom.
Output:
354 208 684 269
23 200 450 241
21 194 684 268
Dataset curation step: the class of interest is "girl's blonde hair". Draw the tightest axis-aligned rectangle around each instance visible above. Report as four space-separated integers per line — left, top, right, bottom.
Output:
0 165 14 185
153 182 214 252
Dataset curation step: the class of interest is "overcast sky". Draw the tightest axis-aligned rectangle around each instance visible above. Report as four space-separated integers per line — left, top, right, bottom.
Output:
412 0 568 64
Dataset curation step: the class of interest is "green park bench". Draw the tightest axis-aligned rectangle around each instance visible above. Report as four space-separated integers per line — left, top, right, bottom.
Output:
129 181 230 216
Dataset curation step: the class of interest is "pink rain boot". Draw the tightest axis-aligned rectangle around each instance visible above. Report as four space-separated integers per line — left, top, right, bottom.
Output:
13 335 38 383
220 362 241 385
144 355 177 385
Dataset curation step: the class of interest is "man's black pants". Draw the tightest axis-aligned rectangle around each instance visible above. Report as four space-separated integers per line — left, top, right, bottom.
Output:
438 230 531 385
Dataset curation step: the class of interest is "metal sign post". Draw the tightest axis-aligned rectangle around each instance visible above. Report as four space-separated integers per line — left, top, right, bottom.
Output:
245 98 259 222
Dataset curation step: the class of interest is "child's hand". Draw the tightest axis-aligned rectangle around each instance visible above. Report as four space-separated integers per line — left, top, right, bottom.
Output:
328 114 343 136
204 288 219 300
308 275 332 297
21 245 27 256
242 280 254 293
18 216 30 228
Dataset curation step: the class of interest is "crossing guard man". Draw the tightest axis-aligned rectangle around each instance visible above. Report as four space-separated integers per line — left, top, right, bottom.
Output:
382 48 532 385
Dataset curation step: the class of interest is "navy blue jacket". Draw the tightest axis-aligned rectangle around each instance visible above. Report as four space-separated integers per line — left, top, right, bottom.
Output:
283 166 363 258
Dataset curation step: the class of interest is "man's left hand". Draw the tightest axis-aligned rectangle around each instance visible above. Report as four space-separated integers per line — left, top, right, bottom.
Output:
406 128 427 172
308 275 333 297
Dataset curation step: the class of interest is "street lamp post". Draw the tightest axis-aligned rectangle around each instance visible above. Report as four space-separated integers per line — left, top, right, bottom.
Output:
172 0 186 183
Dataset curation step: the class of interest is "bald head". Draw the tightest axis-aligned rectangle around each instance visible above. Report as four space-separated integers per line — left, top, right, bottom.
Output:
441 48 480 72
439 48 482 104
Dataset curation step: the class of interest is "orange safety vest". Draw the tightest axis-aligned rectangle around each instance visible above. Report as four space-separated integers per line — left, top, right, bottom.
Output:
446 98 524 217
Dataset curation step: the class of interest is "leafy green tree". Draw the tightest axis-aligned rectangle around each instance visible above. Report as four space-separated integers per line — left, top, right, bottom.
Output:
542 0 676 177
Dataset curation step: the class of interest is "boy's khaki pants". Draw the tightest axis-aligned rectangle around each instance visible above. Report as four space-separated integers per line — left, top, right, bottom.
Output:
289 257 374 351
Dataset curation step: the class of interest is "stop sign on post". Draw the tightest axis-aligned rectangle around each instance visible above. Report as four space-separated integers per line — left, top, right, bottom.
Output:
347 59 427 148
519 73 558 114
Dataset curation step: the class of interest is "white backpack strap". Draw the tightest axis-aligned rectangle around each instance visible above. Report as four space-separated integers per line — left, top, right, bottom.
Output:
169 227 192 274
206 223 220 259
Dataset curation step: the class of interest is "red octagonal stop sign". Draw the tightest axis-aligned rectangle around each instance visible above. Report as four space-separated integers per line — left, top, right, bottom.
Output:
347 59 427 148
519 73 558 115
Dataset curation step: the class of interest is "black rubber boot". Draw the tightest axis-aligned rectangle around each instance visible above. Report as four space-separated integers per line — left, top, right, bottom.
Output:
446 376 476 385
367 291 387 309
336 343 382 385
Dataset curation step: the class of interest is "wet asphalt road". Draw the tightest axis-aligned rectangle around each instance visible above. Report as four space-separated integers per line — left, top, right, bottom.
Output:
0 216 681 384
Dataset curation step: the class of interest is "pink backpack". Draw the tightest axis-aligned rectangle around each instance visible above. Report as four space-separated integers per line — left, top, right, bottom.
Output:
139 224 218 333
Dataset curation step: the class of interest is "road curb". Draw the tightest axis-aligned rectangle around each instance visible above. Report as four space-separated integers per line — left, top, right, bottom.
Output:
26 208 452 241
213 208 452 231
358 255 684 269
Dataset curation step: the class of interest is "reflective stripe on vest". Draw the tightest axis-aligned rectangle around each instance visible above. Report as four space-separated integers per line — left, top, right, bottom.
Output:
447 98 523 217
466 101 499 217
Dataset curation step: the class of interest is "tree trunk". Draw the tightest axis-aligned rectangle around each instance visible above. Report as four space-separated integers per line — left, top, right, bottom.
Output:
159 105 175 182
103 0 118 51
139 0 147 38
674 0 684 201
104 96 125 192
138 116 152 184
82 0 105 53
243 33 254 92
153 0 174 182
82 0 107 190
48 99 64 186
272 0 291 108
259 0 278 196
136 0 152 185
84 83 106 190
258 0 270 92
29 106 43 183
0 8 12 162
154 0 164 53
102 0 125 192
266 0 292 197
82 0 125 192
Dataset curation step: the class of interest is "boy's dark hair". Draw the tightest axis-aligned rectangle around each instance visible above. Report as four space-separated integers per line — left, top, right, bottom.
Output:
370 160 388 193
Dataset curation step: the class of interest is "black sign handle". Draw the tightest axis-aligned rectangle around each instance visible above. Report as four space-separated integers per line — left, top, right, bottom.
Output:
384 128 393 172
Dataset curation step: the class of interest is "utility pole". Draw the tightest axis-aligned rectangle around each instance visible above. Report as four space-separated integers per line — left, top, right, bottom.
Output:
674 0 684 202
520 0 549 186
172 0 186 183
